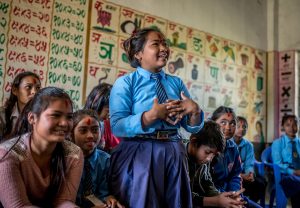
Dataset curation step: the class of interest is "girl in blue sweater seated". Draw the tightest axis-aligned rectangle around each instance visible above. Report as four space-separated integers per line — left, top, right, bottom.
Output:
72 109 124 208
210 106 261 208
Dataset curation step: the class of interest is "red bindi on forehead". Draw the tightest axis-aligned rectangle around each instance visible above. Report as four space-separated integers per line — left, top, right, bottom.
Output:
64 100 70 108
86 117 91 125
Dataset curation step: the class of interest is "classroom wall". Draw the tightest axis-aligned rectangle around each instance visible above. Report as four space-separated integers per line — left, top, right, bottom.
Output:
110 0 268 50
5 0 300 144
0 0 269 142
276 0 300 50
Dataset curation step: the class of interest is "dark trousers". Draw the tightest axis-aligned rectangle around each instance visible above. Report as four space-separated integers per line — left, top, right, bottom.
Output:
243 175 267 203
281 174 300 208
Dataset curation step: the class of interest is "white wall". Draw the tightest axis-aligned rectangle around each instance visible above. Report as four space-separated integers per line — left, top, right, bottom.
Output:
111 0 268 50
276 0 300 50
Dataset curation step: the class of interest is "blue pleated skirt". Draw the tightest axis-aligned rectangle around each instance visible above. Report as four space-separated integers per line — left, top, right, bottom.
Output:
108 138 192 208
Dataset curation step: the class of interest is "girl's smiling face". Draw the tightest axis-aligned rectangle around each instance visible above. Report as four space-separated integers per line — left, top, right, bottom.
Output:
135 31 170 73
74 116 100 156
30 99 73 143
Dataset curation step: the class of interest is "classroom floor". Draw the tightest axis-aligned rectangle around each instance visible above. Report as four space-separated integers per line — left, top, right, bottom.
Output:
263 190 292 208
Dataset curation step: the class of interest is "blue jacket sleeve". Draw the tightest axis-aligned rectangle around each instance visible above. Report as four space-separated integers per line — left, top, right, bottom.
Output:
243 142 255 174
95 152 110 201
227 146 242 191
272 139 294 175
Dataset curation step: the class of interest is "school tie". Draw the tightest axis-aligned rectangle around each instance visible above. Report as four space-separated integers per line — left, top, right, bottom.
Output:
151 73 168 104
291 140 300 170
83 160 93 196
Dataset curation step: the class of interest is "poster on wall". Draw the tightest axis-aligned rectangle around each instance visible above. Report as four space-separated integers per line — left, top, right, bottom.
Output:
2 0 52 103
90 0 120 34
185 54 205 82
47 0 88 109
236 44 253 68
187 28 205 57
203 84 221 111
86 63 117 96
254 49 266 72
116 36 133 70
249 92 266 116
278 51 295 133
0 0 11 103
220 87 236 108
0 0 267 133
236 67 251 91
221 40 237 64
221 64 236 88
205 34 222 61
143 14 167 34
186 82 204 107
116 67 133 79
89 31 118 67
87 63 117 85
166 22 187 51
166 49 186 79
119 7 144 37
236 89 250 113
204 59 222 85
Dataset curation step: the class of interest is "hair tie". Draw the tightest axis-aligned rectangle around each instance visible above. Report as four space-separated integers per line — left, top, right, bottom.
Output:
131 29 138 38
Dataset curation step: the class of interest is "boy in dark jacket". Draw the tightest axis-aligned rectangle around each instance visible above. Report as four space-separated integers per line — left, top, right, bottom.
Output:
187 121 245 207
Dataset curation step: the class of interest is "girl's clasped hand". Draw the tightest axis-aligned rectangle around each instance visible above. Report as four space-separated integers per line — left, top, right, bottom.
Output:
153 91 200 125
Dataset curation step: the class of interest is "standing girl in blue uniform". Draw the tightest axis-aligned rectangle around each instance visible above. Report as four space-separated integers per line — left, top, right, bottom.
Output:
108 27 204 208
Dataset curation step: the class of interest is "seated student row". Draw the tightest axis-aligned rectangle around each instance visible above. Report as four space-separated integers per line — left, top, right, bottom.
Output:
0 96 264 207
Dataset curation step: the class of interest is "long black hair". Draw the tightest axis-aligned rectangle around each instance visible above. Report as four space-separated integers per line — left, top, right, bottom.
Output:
1 87 72 206
3 71 40 137
84 83 112 118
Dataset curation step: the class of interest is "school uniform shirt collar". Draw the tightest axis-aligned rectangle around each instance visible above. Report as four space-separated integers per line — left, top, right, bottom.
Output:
86 149 98 170
137 66 166 80
226 138 237 148
283 133 300 144
235 138 247 148
11 104 19 120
